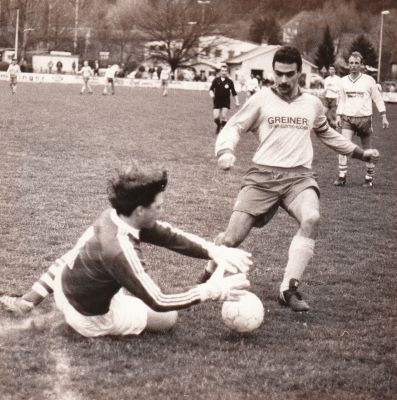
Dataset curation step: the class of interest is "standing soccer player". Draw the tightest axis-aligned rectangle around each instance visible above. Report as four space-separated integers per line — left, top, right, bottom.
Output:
334 51 389 187
209 65 239 135
7 58 21 95
159 66 171 97
78 60 94 95
323 65 341 129
0 163 251 337
103 64 119 95
199 46 380 311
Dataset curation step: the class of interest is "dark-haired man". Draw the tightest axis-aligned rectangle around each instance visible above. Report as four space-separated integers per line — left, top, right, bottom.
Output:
0 164 251 337
209 65 239 134
200 46 380 312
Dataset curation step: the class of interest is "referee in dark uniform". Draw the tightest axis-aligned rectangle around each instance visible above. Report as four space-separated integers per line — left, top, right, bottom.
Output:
209 65 239 134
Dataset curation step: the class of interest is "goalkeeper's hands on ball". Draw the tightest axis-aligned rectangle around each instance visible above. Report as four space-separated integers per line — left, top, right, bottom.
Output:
217 150 236 170
198 245 252 302
198 263 250 302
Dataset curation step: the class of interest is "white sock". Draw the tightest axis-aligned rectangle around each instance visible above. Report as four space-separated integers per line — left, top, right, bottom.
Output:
280 235 315 293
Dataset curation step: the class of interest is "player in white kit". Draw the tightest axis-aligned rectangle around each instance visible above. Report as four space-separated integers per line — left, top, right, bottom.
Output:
334 51 389 187
199 46 380 312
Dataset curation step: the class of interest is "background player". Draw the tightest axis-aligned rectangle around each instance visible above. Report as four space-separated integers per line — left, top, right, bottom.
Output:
209 65 240 135
159 65 171 97
7 58 21 95
78 60 94 95
0 163 251 337
334 51 389 187
323 65 341 129
103 64 119 95
200 46 380 312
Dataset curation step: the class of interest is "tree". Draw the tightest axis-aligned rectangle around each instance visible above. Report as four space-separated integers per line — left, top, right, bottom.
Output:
248 16 282 45
349 34 378 67
314 25 335 70
135 0 222 72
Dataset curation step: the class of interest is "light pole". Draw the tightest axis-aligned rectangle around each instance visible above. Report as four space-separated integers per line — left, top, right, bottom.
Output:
73 0 80 53
197 0 210 22
377 10 390 83
14 8 19 60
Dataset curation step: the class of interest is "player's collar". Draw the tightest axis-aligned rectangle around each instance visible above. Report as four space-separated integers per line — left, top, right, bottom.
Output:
110 209 140 241
271 86 303 103
348 73 362 83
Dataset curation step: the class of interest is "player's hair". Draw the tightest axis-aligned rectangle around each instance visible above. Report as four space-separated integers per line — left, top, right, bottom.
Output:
329 64 335 69
220 65 228 70
272 46 302 72
108 162 168 216
350 51 363 62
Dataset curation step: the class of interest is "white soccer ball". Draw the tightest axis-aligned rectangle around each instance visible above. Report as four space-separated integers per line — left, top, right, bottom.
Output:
221 292 264 333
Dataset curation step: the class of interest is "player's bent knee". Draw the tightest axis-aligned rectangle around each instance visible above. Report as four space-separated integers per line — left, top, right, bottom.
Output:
301 212 320 236
146 309 178 332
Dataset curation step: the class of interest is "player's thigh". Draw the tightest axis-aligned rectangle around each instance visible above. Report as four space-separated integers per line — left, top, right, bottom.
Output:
220 107 229 119
222 211 257 247
340 128 354 141
146 308 178 332
213 108 221 119
360 134 372 149
286 188 320 236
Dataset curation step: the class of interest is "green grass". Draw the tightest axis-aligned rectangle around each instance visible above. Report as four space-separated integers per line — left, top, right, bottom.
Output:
0 81 396 400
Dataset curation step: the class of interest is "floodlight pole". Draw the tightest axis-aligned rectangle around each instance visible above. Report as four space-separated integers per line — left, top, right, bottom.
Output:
377 10 390 83
14 8 19 60
73 0 79 53
197 0 210 22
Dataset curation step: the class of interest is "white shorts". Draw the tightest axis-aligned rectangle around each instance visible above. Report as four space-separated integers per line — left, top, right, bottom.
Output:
54 269 148 337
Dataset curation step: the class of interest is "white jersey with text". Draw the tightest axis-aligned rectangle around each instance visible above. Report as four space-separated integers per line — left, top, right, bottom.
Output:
215 87 357 169
336 73 386 117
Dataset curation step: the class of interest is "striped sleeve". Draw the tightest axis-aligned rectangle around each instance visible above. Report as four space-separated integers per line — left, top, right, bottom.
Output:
111 232 202 311
140 221 216 259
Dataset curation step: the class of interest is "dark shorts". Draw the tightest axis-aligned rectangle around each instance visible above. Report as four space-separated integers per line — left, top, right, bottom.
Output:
341 115 373 138
233 165 320 228
107 78 114 83
213 99 230 109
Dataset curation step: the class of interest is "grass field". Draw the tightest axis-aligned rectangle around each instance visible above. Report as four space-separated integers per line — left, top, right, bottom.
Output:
0 80 396 400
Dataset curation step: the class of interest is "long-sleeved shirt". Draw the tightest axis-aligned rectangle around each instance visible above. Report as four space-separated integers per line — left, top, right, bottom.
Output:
7 63 21 77
61 208 217 316
324 75 341 99
336 73 386 117
216 87 357 169
79 66 93 78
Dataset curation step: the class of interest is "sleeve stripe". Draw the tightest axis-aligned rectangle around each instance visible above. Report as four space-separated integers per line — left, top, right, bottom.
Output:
156 220 215 253
117 233 201 307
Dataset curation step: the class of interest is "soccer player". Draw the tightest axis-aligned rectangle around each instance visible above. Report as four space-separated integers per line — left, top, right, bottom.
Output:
7 58 21 95
245 73 260 99
0 163 251 337
334 51 389 188
199 46 380 312
103 64 119 95
323 65 341 129
78 60 94 95
209 65 240 135
159 66 171 97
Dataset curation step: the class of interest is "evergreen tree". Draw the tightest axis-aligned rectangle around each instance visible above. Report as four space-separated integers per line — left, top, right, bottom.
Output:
314 25 335 70
349 34 378 67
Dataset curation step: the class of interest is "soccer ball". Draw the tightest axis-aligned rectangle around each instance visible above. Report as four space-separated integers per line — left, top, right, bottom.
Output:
221 292 264 333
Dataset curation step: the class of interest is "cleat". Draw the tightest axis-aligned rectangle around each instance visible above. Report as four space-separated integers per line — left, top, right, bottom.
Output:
362 179 373 188
334 176 346 186
0 295 34 315
197 269 213 284
278 279 309 312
